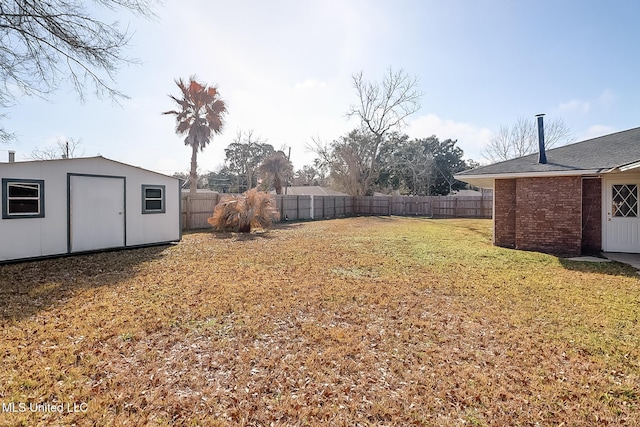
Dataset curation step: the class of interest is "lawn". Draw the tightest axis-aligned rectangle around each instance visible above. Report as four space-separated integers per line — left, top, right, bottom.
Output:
0 217 639 426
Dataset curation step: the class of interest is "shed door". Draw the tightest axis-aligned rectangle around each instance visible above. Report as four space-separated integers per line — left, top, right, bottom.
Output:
69 175 125 253
604 179 640 253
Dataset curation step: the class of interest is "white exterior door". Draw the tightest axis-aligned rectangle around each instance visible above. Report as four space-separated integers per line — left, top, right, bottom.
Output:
69 175 125 253
604 178 640 253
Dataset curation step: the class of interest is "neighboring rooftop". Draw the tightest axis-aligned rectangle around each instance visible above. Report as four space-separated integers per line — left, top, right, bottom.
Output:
181 188 218 193
272 186 349 196
451 189 485 197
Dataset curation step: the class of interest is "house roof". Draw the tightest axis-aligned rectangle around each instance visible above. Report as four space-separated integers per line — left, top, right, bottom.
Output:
455 127 640 187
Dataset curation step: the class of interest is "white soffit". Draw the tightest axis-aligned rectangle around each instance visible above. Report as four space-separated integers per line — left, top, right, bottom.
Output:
455 169 601 188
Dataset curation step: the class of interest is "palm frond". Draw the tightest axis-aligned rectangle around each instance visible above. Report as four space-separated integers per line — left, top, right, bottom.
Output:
165 76 227 149
207 189 280 232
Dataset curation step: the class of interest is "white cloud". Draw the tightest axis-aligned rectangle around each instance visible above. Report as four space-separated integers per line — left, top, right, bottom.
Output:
294 79 328 90
579 125 616 141
554 89 615 117
598 89 615 109
406 114 492 161
558 99 591 113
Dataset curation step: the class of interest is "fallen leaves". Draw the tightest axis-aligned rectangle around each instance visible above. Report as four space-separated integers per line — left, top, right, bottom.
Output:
0 217 638 425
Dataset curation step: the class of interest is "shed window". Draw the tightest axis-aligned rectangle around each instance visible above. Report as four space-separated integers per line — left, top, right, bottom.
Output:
142 185 165 214
612 184 638 217
2 179 45 219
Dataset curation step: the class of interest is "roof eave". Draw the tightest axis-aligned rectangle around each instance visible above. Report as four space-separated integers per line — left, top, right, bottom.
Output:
454 169 602 189
618 161 640 172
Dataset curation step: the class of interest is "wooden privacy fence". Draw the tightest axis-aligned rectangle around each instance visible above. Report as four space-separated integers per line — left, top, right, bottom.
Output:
181 193 492 230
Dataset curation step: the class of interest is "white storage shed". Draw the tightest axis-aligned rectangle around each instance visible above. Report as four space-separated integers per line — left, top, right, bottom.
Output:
1 156 182 262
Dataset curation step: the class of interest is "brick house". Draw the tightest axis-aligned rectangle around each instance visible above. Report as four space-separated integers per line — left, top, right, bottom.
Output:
454 126 640 256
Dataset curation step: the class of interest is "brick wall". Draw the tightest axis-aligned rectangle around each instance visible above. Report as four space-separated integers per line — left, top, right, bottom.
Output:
494 179 516 248
514 176 583 256
492 176 603 256
581 178 602 254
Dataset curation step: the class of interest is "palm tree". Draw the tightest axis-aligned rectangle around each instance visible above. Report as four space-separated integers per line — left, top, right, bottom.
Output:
258 151 293 195
163 76 227 195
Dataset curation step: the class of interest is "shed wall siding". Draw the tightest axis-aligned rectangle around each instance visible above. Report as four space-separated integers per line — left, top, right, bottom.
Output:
515 176 582 256
0 161 68 259
493 179 516 248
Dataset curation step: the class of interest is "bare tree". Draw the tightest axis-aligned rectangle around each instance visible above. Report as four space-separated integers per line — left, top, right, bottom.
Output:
348 68 422 138
310 129 383 196
30 137 84 160
224 130 274 191
172 169 209 190
310 68 422 196
482 116 574 163
380 137 434 195
0 114 12 143
0 0 156 140
0 0 155 102
293 164 327 187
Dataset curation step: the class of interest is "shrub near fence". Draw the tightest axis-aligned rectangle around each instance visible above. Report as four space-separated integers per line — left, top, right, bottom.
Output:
181 193 492 230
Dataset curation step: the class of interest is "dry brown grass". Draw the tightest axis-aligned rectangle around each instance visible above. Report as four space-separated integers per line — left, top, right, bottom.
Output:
0 217 639 426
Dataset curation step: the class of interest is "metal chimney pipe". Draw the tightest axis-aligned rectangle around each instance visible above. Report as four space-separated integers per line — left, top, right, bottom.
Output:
8 150 15 163
535 114 547 164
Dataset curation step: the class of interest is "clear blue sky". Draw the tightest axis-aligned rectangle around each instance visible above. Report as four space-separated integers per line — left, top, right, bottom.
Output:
2 0 639 175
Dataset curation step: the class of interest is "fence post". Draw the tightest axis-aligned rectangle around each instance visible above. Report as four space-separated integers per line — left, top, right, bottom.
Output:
322 196 326 219
185 194 191 230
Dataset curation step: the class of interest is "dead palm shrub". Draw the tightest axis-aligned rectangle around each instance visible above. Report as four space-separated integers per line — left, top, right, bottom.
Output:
207 189 280 232
258 151 293 194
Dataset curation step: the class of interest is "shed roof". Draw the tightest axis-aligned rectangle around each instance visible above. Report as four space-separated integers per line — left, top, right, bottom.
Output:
0 155 180 180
